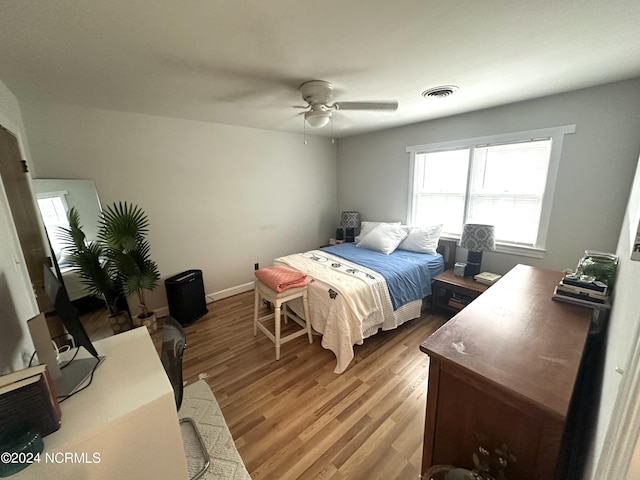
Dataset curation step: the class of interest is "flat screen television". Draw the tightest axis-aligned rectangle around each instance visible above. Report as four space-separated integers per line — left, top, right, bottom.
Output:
40 264 104 398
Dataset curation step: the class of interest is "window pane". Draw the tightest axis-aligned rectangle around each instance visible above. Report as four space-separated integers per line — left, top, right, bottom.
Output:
467 139 552 245
37 196 69 253
415 193 465 235
413 149 469 231
470 140 551 195
37 197 68 227
467 195 541 245
415 149 469 193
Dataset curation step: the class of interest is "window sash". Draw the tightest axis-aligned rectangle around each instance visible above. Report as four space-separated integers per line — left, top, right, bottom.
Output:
466 193 543 245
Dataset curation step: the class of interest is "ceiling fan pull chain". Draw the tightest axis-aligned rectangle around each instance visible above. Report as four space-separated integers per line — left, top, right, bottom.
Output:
331 116 335 143
303 117 308 145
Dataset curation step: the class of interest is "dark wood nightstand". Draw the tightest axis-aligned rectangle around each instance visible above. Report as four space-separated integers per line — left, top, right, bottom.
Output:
432 268 489 315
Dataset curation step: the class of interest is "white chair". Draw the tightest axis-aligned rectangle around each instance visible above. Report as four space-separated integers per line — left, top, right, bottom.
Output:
253 280 313 360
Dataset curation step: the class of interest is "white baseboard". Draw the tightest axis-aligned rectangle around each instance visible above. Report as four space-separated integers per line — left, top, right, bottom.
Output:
207 282 254 301
154 282 254 318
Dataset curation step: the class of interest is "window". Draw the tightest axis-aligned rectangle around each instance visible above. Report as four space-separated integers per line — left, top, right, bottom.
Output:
37 192 70 253
407 125 575 256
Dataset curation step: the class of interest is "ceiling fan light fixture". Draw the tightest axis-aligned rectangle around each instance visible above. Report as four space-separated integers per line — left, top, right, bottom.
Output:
421 85 459 99
305 109 331 128
297 80 399 130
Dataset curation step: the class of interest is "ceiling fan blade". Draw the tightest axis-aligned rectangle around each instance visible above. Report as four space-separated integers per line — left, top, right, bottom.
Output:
333 101 398 111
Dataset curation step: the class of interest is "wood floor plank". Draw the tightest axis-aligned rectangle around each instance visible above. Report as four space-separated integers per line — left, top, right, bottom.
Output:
84 290 449 479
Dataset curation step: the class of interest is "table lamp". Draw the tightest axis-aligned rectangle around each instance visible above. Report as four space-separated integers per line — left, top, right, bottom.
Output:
458 223 496 277
341 211 361 242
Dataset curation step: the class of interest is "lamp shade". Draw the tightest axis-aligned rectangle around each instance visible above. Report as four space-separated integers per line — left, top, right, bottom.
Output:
341 211 361 231
459 224 496 252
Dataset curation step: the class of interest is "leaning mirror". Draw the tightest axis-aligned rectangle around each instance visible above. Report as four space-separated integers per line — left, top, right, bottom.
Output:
32 179 102 302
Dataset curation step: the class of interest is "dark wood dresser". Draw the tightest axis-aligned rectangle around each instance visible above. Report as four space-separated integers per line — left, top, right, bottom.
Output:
420 264 593 480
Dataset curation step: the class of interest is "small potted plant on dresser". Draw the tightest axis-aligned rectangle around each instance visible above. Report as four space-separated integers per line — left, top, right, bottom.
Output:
98 202 160 332
58 207 132 334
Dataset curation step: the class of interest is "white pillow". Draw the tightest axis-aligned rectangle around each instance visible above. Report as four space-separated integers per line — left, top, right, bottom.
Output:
357 223 409 255
355 221 401 242
398 224 443 254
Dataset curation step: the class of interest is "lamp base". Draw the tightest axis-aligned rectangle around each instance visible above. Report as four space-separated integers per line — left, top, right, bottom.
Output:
345 227 355 243
464 251 483 277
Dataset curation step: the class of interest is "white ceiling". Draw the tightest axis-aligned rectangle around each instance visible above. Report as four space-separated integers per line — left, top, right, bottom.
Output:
1 1 640 138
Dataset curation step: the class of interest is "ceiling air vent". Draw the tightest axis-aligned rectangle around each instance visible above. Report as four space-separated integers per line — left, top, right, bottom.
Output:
421 85 459 99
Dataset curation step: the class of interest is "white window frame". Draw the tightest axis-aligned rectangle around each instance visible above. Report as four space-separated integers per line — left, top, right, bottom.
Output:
406 125 575 258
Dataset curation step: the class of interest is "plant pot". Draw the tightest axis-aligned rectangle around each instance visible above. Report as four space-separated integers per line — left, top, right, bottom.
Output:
133 311 158 333
424 465 457 480
443 468 475 480
108 311 132 335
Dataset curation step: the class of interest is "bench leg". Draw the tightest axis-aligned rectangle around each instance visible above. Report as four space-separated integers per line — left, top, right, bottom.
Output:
253 289 259 336
274 303 281 361
303 291 313 344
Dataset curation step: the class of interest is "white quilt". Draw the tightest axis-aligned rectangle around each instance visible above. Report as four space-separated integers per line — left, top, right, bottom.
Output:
59 265 90 301
275 250 422 373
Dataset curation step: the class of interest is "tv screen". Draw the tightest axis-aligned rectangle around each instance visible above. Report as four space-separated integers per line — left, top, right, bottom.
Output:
40 263 106 398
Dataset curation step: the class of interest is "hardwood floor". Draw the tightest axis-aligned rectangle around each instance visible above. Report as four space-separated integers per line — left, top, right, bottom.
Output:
83 292 448 479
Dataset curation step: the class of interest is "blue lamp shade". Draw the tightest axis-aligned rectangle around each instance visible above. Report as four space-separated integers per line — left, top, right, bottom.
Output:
458 224 495 277
341 211 361 242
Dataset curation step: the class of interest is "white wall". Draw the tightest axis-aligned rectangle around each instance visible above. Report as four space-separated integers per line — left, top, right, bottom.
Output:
20 102 337 313
586 154 640 478
0 80 38 374
336 78 640 274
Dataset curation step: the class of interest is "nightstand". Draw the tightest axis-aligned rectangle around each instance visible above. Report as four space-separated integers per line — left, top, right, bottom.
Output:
432 269 489 315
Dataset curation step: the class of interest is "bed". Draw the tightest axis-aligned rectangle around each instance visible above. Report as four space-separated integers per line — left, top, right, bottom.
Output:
58 264 91 301
273 225 456 373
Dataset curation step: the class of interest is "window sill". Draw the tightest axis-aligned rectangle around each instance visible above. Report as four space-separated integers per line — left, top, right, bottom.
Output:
442 236 546 259
495 243 545 259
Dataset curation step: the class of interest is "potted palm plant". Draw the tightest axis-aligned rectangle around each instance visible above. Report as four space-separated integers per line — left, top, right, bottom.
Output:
58 208 132 334
98 202 160 332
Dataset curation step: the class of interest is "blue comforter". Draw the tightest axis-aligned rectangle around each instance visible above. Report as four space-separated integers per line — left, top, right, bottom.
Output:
321 243 444 310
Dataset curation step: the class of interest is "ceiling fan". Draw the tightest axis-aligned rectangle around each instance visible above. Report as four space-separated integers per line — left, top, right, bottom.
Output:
298 80 398 128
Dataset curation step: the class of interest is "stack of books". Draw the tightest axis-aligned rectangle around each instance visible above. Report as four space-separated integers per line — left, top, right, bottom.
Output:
0 364 62 438
474 272 502 286
448 292 474 310
552 274 611 309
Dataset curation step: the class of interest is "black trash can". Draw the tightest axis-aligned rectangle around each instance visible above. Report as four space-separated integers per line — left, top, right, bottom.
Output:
164 269 207 326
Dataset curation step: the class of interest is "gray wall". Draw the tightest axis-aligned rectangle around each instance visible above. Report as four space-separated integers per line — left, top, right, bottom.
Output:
335 77 640 478
336 78 640 274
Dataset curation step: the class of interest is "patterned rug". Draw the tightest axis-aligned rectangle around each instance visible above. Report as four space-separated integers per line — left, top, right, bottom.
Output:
180 380 251 480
